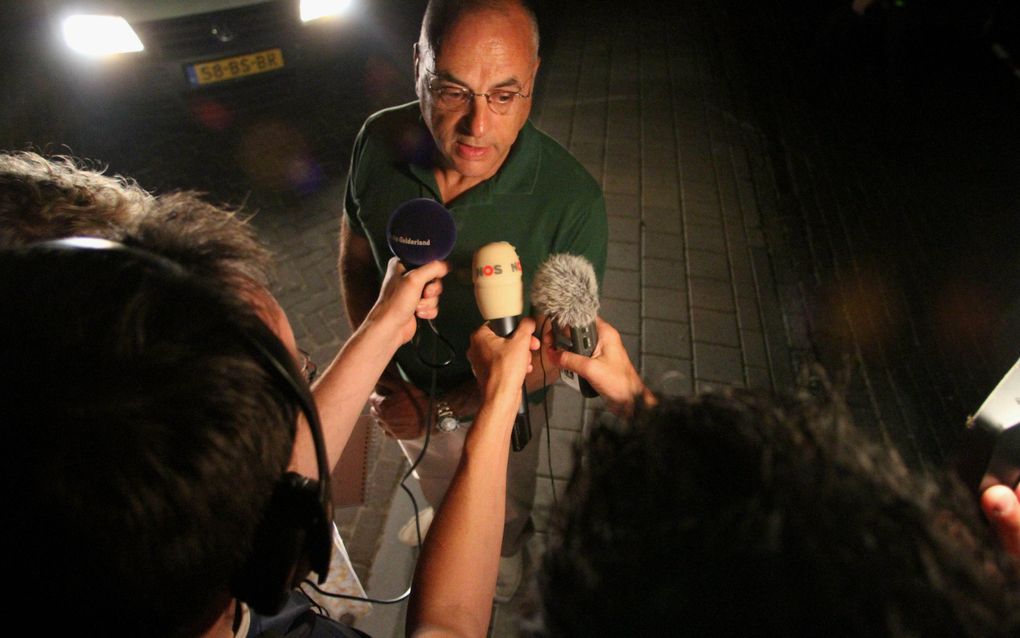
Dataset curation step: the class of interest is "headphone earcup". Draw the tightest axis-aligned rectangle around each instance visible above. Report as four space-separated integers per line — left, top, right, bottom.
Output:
227 315 335 613
231 473 331 614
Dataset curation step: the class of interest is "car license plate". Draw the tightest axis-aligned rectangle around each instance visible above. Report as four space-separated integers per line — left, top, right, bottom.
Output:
186 48 285 86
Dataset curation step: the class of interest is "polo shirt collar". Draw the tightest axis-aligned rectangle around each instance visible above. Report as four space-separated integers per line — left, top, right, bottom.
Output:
407 119 541 205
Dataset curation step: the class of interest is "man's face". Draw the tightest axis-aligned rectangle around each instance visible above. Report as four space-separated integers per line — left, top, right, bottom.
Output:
416 6 540 183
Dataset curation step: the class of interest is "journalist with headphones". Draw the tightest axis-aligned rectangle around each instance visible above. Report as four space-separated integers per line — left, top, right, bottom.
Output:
2 232 448 637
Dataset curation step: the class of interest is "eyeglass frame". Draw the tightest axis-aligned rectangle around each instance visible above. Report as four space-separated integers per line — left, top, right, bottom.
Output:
298 348 318 384
423 70 533 115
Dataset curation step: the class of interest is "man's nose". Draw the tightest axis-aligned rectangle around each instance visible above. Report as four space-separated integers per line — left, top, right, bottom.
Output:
462 95 489 138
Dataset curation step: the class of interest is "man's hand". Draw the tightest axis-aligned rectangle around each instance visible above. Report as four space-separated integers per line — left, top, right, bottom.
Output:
981 484 1020 556
545 317 654 417
468 317 539 402
365 257 448 345
369 380 431 439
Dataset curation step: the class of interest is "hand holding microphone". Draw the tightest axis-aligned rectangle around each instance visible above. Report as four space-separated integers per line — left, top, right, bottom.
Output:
368 198 456 440
473 241 532 451
532 253 655 416
371 257 449 344
545 317 654 418
377 198 456 342
531 254 601 397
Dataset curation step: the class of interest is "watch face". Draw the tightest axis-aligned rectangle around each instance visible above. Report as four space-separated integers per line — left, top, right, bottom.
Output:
437 416 459 433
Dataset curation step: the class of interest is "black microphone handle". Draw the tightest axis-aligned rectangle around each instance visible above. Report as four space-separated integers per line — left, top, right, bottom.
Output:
511 393 531 452
487 315 518 338
569 322 600 398
487 316 532 451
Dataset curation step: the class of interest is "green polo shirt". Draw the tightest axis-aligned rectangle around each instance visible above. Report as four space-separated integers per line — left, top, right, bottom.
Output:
344 101 608 395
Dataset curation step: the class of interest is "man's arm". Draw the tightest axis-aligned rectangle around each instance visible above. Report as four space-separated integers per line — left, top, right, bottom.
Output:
339 215 381 331
407 319 538 637
339 215 434 438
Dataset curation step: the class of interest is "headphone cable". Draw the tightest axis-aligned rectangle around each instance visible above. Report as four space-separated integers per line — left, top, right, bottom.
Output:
304 319 449 605
537 315 558 508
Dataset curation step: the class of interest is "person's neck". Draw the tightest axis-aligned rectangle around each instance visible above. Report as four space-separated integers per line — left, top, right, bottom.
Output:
434 167 492 204
199 599 243 638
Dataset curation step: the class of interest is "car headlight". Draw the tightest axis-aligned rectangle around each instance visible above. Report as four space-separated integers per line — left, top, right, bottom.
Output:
300 0 353 23
62 15 144 57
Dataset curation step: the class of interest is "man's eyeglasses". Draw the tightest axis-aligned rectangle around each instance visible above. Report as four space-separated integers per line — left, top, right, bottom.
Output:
298 348 318 384
426 73 531 115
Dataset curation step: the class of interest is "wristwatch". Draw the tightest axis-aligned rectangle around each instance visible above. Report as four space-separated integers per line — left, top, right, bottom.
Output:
435 400 460 433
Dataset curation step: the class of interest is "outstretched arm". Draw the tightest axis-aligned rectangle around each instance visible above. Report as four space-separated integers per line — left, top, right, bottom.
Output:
546 316 655 418
981 484 1020 556
340 217 443 439
290 256 448 476
407 319 538 638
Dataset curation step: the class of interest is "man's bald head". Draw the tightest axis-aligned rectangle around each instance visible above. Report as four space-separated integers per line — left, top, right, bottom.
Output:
418 0 540 66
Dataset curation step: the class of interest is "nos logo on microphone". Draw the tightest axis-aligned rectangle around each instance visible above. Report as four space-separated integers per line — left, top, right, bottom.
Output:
476 261 522 277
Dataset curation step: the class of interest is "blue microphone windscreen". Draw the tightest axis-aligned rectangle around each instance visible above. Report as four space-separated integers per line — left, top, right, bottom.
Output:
387 198 457 266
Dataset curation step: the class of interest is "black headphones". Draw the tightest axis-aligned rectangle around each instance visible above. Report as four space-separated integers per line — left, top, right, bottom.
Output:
35 237 334 615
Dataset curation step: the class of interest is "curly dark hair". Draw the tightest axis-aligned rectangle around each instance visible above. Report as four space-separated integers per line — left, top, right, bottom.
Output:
0 151 273 291
0 151 150 246
540 387 1020 637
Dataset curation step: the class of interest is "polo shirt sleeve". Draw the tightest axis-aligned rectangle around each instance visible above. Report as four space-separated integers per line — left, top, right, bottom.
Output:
342 121 371 237
557 190 608 287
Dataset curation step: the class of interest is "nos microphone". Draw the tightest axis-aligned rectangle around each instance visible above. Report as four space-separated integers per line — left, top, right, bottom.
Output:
473 241 531 452
531 254 600 398
386 198 457 267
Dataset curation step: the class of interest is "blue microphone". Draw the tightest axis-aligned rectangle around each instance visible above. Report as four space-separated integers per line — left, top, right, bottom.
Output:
387 198 457 267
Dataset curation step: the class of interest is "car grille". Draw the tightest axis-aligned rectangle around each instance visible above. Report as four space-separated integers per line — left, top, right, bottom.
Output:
133 1 299 61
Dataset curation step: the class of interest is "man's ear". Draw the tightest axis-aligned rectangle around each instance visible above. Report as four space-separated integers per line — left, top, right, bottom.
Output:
413 42 421 86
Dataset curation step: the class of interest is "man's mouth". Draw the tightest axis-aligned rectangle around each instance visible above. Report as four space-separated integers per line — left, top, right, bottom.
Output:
455 142 489 160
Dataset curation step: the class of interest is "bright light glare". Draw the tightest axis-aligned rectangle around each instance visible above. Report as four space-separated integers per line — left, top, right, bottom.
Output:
62 15 144 56
300 0 352 22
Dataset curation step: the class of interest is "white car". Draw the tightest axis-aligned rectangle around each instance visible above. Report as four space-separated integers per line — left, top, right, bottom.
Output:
47 0 361 97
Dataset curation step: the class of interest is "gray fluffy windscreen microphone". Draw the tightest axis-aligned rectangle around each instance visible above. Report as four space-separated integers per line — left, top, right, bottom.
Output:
531 254 600 397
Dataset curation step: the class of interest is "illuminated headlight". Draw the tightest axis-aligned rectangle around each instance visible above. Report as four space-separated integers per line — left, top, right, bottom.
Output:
62 15 144 56
300 0 352 23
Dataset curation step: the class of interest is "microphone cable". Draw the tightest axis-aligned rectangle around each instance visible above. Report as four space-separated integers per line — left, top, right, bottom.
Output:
304 318 454 606
536 315 559 509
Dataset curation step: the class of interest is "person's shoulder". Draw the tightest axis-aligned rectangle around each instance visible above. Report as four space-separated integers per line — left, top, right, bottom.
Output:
361 101 421 135
354 102 433 167
526 123 603 198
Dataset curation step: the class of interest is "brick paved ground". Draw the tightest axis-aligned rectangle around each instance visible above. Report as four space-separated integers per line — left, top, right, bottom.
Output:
717 0 1020 473
493 0 1018 634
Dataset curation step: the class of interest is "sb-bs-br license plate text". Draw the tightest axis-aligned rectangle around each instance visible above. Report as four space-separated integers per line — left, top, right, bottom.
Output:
186 48 285 86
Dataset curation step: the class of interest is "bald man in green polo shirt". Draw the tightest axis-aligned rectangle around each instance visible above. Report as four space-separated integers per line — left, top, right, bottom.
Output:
339 0 607 600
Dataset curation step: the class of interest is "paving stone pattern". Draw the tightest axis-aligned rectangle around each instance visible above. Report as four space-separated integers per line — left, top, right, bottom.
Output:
490 1 1018 634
